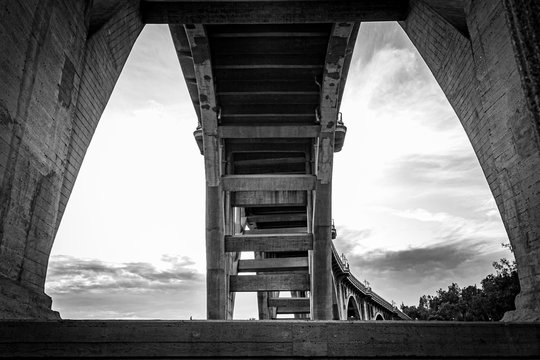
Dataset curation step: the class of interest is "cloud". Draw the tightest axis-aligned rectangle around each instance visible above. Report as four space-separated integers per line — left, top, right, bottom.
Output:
46 255 206 319
47 255 204 294
382 153 483 188
355 241 486 275
333 227 373 254
333 220 512 306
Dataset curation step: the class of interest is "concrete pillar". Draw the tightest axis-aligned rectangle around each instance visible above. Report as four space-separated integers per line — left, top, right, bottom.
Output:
206 185 227 319
311 182 333 320
0 0 143 319
402 0 540 321
466 0 540 321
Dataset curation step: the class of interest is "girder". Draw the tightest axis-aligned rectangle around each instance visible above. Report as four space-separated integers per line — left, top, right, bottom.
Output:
170 6 408 319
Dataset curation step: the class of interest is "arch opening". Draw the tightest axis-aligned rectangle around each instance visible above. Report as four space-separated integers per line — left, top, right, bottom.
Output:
346 297 361 320
45 24 210 320
333 20 514 316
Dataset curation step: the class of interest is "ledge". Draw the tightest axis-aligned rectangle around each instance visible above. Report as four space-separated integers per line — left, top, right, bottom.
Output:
0 320 539 358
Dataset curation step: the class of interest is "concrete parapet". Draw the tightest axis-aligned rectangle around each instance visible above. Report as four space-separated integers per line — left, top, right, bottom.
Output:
0 320 538 358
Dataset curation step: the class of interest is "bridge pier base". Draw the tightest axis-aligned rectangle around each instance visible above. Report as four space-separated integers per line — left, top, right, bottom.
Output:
205 185 228 319
312 182 333 320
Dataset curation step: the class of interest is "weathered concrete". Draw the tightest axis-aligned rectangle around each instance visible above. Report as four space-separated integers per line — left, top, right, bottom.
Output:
401 0 540 321
0 320 539 358
205 185 228 319
0 0 143 319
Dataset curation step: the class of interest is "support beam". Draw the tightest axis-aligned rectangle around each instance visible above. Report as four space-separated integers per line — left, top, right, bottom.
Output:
312 182 333 320
222 175 316 192
205 185 226 319
141 1 409 24
185 24 220 186
230 274 310 292
311 22 357 320
238 257 309 272
225 234 313 252
186 24 226 319
244 227 307 235
276 307 311 315
218 125 320 139
231 191 307 207
246 213 307 223
269 297 310 309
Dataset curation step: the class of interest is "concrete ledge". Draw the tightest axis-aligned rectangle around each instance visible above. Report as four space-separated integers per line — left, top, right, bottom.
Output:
0 320 539 358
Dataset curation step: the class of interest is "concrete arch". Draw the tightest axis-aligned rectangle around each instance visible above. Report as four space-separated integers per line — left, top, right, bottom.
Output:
346 296 361 320
0 0 144 319
375 313 385 321
400 0 540 320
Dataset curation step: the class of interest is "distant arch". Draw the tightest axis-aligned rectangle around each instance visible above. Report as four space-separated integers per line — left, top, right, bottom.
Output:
375 313 385 321
346 296 361 320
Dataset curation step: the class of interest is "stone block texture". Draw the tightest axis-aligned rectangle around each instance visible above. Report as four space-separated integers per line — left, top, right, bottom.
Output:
0 0 143 319
401 0 540 320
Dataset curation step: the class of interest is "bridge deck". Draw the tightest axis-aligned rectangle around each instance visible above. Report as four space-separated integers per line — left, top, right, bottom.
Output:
1 320 538 358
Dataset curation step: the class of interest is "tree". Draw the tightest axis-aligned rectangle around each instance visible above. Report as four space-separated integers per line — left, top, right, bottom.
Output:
401 259 520 321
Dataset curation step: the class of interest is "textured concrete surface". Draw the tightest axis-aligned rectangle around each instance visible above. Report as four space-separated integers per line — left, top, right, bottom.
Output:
0 320 539 358
401 0 540 321
0 0 143 319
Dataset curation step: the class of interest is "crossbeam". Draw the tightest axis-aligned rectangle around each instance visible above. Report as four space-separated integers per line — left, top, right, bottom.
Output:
246 213 307 223
142 1 409 24
222 174 316 191
231 190 307 207
238 257 308 272
225 234 313 252
218 125 320 138
230 274 310 292
269 297 310 309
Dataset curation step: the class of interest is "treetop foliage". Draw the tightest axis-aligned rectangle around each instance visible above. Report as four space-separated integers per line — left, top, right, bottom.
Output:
401 258 520 321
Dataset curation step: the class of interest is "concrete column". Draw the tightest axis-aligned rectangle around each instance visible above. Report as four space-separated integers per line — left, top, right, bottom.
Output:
0 0 142 319
402 0 540 321
206 185 226 319
311 181 333 320
465 0 540 321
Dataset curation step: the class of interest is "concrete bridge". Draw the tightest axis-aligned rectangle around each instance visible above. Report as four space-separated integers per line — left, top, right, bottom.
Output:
171 17 408 321
1 0 540 357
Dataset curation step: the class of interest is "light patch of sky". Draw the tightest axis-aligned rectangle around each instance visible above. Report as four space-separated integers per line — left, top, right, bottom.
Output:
47 22 512 318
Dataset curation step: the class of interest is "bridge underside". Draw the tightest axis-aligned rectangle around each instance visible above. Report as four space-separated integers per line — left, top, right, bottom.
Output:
0 6 539 360
170 15 365 319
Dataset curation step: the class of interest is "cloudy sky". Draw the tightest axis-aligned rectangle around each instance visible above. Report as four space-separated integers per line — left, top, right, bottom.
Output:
46 23 512 319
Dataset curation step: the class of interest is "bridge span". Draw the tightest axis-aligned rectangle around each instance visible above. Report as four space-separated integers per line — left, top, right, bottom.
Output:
170 20 407 320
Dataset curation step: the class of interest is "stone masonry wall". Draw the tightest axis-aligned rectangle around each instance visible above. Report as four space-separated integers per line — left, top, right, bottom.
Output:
0 0 143 319
402 0 540 320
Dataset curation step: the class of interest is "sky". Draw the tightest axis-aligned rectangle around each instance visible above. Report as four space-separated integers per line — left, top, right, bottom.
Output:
45 23 513 319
